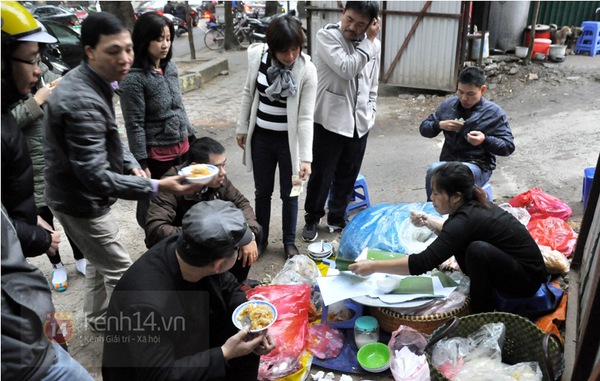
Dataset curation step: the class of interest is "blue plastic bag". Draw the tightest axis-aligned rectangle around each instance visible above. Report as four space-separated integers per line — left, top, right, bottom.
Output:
338 202 440 260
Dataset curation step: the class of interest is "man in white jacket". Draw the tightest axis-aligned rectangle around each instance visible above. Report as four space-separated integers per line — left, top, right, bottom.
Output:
302 1 381 242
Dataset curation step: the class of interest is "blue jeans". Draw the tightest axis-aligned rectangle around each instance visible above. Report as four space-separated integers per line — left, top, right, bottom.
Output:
251 127 298 246
425 161 492 200
40 342 93 381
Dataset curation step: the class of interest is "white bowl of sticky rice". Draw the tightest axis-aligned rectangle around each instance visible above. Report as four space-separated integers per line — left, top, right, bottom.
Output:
232 300 278 333
178 164 219 185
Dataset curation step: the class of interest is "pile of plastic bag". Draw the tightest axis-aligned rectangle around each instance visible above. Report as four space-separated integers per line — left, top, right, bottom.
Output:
509 188 576 273
431 323 543 381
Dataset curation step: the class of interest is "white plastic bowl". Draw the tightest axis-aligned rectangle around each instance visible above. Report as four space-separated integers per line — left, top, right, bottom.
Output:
232 300 277 333
307 242 332 257
178 164 219 185
515 46 528 58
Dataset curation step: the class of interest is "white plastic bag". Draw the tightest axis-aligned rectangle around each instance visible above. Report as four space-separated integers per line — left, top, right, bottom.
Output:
389 326 430 381
391 347 430 381
398 217 436 254
499 203 531 226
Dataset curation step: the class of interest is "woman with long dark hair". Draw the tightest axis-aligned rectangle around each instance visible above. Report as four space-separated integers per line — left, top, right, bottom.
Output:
120 12 196 226
236 15 317 259
349 162 547 312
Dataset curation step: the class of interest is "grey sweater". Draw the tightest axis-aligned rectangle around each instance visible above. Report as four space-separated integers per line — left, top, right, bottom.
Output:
119 62 195 164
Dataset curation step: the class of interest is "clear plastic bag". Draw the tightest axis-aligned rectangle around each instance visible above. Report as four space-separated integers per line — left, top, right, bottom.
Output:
307 324 345 359
272 255 320 287
499 203 531 226
539 245 570 274
454 359 542 381
398 217 437 254
431 322 506 379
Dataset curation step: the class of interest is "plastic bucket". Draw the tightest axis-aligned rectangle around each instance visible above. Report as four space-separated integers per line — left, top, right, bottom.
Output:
532 38 552 59
525 24 551 46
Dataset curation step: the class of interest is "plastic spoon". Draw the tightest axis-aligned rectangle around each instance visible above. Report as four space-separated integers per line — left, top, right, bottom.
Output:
240 315 252 330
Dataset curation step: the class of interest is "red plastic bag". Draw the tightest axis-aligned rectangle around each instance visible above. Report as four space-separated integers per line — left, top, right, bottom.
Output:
527 217 578 257
509 188 572 221
307 323 344 359
246 284 312 380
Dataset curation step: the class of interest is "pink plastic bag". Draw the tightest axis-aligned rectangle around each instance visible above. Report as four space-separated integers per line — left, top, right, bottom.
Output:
509 188 572 221
246 284 312 380
307 323 344 359
527 217 578 257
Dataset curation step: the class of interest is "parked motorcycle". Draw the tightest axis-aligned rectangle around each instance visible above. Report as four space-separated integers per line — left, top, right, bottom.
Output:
42 45 71 75
164 13 188 38
245 10 307 46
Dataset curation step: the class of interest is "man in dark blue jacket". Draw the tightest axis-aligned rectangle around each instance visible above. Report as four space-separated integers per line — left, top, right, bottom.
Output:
419 66 515 200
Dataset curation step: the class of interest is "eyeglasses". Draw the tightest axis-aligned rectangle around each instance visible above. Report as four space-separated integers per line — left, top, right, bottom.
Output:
11 54 42 66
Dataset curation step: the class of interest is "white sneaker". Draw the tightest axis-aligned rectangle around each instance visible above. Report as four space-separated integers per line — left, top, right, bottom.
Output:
52 263 68 292
75 258 87 276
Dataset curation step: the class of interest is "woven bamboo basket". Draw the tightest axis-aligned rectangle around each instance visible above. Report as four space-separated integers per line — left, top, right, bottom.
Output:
369 297 471 335
426 312 564 381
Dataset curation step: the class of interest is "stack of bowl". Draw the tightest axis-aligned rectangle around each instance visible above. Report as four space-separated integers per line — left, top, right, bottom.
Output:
307 241 333 261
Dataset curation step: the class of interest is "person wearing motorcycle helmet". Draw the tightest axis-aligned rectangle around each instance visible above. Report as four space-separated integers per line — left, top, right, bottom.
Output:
1 1 57 107
1 3 93 380
4 3 87 292
1 0 62 259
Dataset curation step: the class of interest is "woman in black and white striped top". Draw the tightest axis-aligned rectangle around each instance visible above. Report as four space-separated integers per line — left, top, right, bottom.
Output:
236 15 317 259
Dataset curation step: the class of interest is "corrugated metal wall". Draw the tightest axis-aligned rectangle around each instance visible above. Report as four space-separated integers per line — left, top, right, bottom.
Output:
528 1 600 27
383 1 461 91
306 1 343 53
306 1 463 92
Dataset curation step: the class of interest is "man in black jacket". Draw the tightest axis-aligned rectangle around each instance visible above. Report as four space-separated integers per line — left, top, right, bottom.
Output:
2 205 93 380
43 12 205 332
102 200 275 380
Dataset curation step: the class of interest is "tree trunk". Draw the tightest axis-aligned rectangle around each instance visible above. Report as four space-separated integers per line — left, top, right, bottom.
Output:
223 1 236 50
100 2 135 32
184 1 197 59
265 1 280 17
525 1 541 66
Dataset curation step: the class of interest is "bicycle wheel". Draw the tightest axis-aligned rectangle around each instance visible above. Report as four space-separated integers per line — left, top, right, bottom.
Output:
204 29 225 50
233 29 246 47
